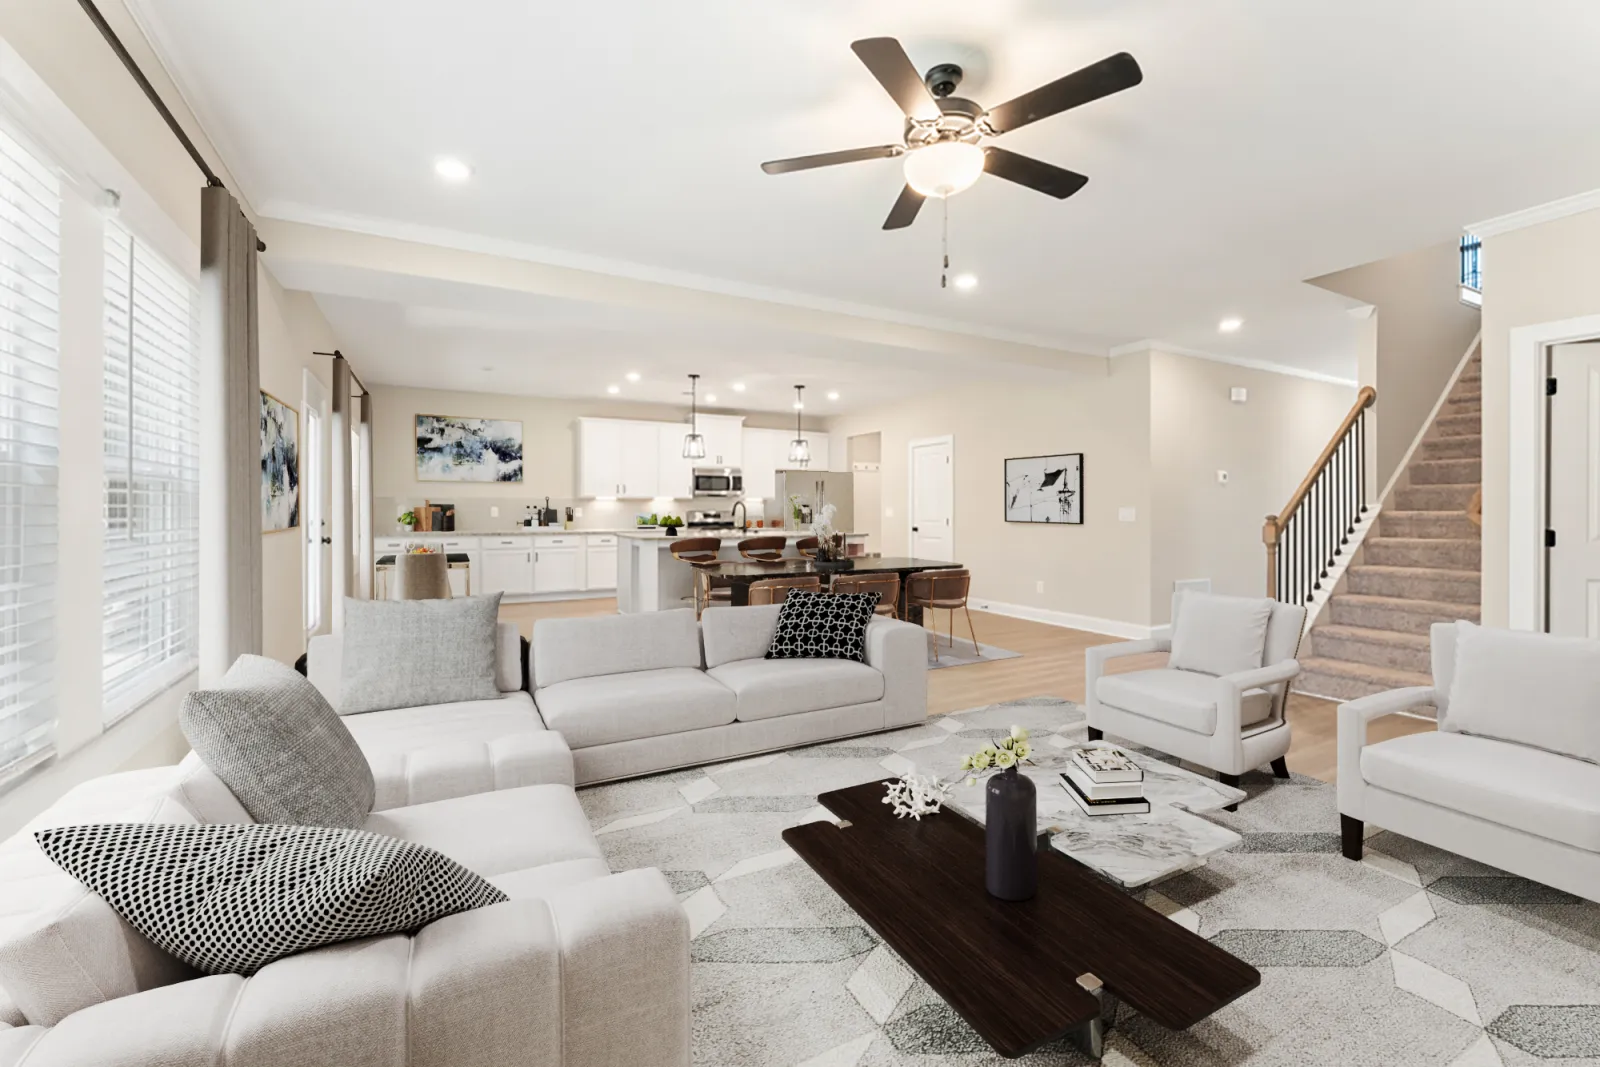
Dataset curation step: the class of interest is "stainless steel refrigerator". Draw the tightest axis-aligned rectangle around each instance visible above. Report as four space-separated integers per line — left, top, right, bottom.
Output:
772 469 854 531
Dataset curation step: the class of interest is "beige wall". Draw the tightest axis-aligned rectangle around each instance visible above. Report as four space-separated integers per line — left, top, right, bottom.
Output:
1311 242 1480 489
369 384 821 531
1147 351 1357 623
1480 206 1600 626
827 358 1156 630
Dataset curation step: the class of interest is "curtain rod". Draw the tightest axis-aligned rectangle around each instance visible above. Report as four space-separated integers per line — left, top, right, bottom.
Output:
313 350 369 397
75 0 267 253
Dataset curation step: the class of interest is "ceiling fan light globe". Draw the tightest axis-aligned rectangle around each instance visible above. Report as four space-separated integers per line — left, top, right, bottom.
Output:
903 141 984 198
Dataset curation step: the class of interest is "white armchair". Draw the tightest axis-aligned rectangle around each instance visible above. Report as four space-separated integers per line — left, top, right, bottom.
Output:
1337 622 1600 904
1086 592 1306 801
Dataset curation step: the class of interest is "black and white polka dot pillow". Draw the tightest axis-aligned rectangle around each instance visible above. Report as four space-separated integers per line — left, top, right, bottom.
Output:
35 823 507 976
765 590 880 663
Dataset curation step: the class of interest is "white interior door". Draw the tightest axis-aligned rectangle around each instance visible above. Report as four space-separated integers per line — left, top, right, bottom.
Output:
1548 341 1600 636
909 437 953 560
303 371 331 636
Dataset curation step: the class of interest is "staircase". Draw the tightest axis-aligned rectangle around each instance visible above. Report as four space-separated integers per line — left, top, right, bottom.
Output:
1296 352 1482 701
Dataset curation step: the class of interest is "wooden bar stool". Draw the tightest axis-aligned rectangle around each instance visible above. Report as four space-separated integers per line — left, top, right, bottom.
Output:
670 536 727 616
904 568 980 662
794 536 820 559
738 534 788 562
830 572 900 619
746 575 822 606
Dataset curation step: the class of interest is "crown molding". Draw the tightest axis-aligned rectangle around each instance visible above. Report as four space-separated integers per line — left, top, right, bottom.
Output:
1108 338 1357 387
1467 187 1600 239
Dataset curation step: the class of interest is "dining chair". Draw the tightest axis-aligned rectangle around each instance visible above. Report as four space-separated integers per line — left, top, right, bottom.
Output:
904 568 979 662
795 536 819 559
670 536 727 616
737 534 788 562
395 552 451 600
746 575 822 606
830 572 900 619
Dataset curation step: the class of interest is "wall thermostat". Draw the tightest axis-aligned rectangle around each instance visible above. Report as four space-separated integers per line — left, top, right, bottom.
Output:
1230 387 1248 403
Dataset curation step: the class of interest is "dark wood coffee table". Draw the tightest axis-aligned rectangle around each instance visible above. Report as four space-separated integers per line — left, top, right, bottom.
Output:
782 779 1259 1059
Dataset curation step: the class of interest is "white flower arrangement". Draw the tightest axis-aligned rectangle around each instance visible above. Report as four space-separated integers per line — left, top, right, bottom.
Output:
882 773 950 820
958 726 1033 786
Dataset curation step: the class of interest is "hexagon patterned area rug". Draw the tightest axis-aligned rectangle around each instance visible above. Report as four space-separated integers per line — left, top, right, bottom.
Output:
577 697 1600 1066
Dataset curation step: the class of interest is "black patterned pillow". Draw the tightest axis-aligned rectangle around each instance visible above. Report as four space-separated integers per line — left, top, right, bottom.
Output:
765 590 880 662
36 823 507 976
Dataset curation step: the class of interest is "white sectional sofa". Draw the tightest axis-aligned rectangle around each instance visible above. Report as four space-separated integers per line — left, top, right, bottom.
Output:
1338 622 1600 905
532 607 928 784
0 749 688 1066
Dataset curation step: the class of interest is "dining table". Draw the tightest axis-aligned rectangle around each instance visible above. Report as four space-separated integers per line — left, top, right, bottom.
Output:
702 556 961 623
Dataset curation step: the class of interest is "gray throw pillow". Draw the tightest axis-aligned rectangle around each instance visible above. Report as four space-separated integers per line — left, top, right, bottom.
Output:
339 594 503 715
1168 592 1274 678
35 823 507 976
181 655 375 828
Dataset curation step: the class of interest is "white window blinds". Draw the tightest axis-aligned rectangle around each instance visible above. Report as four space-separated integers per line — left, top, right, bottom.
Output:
0 129 60 779
102 222 200 723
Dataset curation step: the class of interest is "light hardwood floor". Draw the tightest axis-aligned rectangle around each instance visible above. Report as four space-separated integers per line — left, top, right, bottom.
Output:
499 599 1434 784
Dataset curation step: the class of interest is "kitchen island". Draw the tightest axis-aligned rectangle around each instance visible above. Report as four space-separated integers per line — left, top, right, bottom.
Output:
616 529 866 613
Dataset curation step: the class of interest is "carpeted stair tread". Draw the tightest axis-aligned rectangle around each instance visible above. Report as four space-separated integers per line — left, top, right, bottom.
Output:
1380 510 1481 540
1294 657 1435 701
1363 536 1480 570
1419 435 1481 460
1307 624 1432 674
1394 483 1477 512
1434 413 1479 437
1347 564 1479 604
1407 458 1480 486
1326 593 1480 635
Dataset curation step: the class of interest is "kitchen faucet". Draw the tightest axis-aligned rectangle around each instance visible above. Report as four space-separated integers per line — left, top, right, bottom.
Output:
731 500 748 532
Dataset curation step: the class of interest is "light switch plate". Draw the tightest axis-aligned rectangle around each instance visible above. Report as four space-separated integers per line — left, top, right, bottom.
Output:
490 506 499 517
1118 506 1136 522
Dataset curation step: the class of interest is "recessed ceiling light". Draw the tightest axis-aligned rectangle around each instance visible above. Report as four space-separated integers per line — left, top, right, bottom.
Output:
705 393 717 404
953 273 978 291
732 383 746 392
434 157 473 182
1219 317 1243 333
625 371 641 382
827 391 840 401
606 384 620 395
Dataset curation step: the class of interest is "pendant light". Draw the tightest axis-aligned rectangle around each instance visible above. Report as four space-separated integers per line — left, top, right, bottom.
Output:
788 385 810 467
682 374 706 459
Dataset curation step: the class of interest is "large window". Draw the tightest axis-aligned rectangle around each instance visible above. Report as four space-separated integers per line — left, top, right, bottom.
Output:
0 128 60 780
102 222 200 723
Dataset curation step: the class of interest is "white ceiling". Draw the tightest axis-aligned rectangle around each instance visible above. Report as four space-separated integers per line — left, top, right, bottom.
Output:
131 0 1600 397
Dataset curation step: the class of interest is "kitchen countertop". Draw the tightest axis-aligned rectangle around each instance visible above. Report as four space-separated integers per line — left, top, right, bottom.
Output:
618 528 858 542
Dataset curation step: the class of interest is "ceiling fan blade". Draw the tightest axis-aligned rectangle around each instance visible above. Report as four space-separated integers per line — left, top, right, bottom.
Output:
983 148 1089 199
761 145 904 175
850 37 942 123
984 52 1143 135
882 185 925 230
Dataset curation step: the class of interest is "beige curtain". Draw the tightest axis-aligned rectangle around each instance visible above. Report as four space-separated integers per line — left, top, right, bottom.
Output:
197 186 262 683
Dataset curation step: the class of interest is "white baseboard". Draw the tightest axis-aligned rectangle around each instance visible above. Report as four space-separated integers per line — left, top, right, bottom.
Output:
968 598 1155 640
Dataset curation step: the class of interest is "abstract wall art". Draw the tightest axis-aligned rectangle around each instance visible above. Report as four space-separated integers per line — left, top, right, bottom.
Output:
1004 453 1083 524
415 414 524 482
260 390 300 531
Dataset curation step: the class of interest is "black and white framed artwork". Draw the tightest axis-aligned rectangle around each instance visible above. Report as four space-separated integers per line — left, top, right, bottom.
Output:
1004 453 1083 524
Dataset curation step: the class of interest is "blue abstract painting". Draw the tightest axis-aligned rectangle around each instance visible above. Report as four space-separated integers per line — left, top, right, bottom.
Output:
260 390 299 531
415 414 523 482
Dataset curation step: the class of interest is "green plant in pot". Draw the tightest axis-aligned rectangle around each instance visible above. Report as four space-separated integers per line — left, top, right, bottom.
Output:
397 510 416 532
660 514 683 535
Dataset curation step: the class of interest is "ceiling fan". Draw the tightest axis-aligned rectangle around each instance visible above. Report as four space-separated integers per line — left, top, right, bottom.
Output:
761 38 1142 230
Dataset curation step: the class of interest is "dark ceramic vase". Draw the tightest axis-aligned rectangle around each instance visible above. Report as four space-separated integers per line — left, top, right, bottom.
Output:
985 766 1038 901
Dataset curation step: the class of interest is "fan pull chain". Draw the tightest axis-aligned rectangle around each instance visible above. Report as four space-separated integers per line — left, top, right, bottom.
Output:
940 196 950 289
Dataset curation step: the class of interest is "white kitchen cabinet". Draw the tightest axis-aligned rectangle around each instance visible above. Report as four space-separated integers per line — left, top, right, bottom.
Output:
618 421 659 498
657 423 696 499
740 427 790 501
696 414 744 468
585 534 618 590
577 418 624 498
478 537 535 596
533 534 583 593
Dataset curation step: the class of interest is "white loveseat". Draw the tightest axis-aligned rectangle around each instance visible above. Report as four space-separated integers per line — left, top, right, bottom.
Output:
0 746 689 1065
1338 622 1600 905
532 607 928 785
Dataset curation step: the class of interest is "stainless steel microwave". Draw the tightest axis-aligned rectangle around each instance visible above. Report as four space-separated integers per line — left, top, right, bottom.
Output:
692 468 743 497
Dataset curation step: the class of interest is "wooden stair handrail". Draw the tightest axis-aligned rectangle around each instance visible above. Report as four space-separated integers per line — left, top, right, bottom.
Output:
1262 385 1375 600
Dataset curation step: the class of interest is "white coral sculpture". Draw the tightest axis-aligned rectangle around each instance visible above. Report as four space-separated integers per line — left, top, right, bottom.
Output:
882 773 949 820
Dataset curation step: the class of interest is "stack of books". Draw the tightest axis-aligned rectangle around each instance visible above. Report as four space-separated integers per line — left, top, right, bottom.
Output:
1060 747 1149 816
